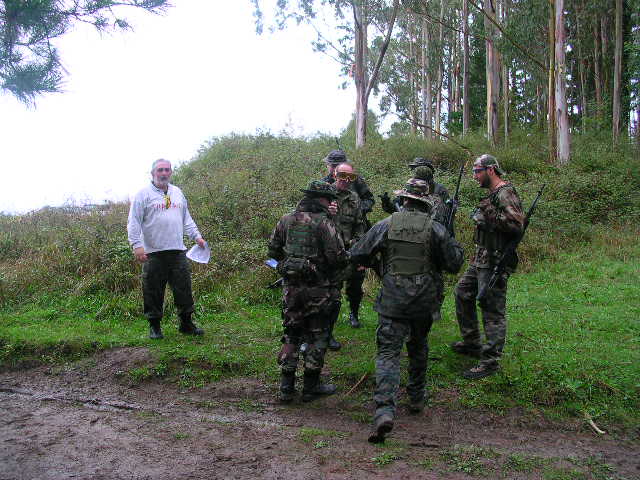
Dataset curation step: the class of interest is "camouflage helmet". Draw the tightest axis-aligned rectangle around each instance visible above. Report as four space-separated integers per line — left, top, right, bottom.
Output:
475 154 505 176
323 149 348 165
300 180 338 199
394 178 431 204
408 157 435 172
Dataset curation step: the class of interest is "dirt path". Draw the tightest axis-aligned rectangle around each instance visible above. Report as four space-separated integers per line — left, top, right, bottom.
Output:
1 348 637 480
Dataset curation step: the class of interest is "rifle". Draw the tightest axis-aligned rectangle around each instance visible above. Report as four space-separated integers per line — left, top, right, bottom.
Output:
445 161 465 236
476 184 546 301
264 258 284 289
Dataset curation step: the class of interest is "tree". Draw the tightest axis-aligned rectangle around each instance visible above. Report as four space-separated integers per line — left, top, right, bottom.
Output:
251 0 399 149
0 0 169 105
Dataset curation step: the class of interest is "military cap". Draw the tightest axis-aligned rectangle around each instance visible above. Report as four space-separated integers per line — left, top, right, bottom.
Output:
301 180 338 199
408 157 435 172
394 178 431 204
475 154 505 176
323 149 348 165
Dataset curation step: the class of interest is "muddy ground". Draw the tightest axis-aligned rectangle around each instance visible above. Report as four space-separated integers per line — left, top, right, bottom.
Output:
1 347 638 480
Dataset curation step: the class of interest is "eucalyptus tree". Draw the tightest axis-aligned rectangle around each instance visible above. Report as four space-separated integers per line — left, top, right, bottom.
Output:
251 0 400 149
0 0 169 105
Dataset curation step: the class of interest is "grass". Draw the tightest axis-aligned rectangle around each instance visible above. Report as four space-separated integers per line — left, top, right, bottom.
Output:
0 226 638 427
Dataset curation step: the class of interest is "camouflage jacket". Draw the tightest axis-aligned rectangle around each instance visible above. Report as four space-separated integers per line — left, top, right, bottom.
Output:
268 199 348 287
334 188 367 247
471 182 524 269
349 207 464 320
322 174 375 214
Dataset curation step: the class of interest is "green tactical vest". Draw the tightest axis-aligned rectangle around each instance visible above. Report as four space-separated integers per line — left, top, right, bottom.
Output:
284 214 323 261
385 211 433 275
473 184 516 252
336 191 360 244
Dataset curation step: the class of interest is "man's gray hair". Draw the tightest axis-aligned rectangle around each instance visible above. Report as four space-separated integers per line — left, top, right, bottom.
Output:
151 158 172 174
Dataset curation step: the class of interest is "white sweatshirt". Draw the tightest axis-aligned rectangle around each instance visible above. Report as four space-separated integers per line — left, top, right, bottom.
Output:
127 182 202 253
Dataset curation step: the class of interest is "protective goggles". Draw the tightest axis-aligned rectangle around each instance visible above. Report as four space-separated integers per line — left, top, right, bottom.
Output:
335 171 357 182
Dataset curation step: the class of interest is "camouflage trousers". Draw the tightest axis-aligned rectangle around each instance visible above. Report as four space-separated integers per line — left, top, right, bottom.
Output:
454 265 509 365
142 250 194 321
373 314 433 422
280 283 341 374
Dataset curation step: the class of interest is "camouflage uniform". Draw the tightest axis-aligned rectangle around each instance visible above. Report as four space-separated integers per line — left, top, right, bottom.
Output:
350 179 464 441
322 149 375 330
268 181 348 402
333 187 367 328
454 157 524 376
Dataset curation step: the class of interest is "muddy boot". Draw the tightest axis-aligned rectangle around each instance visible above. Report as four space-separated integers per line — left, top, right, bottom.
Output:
149 318 163 340
302 371 336 402
368 414 394 444
279 371 296 403
178 314 204 336
462 361 500 380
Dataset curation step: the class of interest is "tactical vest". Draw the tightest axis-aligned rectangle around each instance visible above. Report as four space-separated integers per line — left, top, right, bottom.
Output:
336 191 360 244
473 184 517 252
385 211 433 275
284 214 323 261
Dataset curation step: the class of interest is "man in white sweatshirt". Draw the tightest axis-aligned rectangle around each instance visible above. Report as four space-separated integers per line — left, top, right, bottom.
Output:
127 158 206 339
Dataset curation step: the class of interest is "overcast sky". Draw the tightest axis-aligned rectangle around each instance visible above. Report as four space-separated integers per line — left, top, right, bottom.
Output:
0 2 364 213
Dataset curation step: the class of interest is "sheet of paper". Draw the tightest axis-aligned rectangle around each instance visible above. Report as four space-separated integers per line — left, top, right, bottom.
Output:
186 242 211 264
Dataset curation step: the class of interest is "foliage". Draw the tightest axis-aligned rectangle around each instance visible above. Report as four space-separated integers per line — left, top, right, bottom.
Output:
0 0 169 104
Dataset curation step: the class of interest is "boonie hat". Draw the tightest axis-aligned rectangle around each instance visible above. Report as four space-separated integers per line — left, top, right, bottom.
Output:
394 178 431 204
323 149 348 165
408 157 435 172
475 154 505 176
301 180 338 199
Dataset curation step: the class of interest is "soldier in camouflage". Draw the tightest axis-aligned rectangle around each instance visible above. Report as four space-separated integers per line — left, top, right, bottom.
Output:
321 149 375 331
381 157 450 324
268 181 349 403
350 179 464 443
330 163 368 339
452 154 525 379
322 149 375 215
380 157 450 215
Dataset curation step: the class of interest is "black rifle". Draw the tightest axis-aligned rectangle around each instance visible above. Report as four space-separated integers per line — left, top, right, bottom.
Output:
445 161 465 236
476 184 546 301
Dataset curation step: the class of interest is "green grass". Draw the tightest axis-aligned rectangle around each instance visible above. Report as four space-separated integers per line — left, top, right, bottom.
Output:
0 231 638 426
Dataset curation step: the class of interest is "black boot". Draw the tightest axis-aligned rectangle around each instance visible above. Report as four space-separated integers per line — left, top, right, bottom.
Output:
279 371 296 403
178 313 204 336
302 370 336 402
149 318 163 339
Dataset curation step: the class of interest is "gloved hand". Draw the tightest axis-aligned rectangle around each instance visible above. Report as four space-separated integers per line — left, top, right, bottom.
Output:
379 192 394 214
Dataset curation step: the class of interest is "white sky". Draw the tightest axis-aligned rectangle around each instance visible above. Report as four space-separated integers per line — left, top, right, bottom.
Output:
0 2 366 213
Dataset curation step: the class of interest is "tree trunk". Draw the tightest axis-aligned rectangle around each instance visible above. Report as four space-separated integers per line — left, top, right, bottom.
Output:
612 0 623 140
548 6 557 163
484 0 499 146
462 0 470 135
354 1 368 149
409 14 417 134
555 0 570 165
353 0 399 149
593 18 602 118
435 0 445 136
502 0 509 144
421 18 431 139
